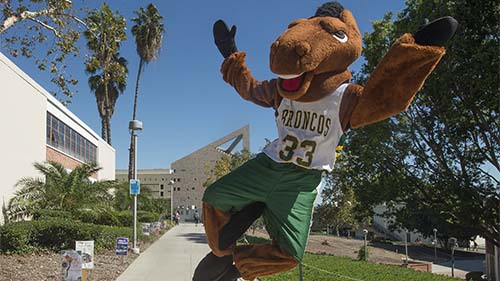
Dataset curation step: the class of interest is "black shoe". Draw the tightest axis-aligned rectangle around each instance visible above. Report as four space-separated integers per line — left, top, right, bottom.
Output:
193 252 240 281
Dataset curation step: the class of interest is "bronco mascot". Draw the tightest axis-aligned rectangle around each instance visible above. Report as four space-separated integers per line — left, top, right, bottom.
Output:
193 2 457 280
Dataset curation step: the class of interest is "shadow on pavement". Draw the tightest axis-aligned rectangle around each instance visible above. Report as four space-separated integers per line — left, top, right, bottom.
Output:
179 232 208 244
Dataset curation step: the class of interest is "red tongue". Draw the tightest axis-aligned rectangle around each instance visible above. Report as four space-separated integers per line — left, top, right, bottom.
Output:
282 75 303 91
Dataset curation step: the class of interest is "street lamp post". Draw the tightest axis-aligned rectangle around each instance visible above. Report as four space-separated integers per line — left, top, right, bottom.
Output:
404 230 409 265
129 120 142 254
169 179 174 224
363 229 368 261
449 237 457 277
433 228 438 263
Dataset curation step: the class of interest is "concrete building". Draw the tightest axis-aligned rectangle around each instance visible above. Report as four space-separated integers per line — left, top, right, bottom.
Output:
117 126 249 222
0 51 115 222
115 169 174 200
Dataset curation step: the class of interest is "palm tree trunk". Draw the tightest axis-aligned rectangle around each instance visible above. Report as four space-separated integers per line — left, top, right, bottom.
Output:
132 58 144 120
106 116 112 145
128 135 135 181
128 58 143 181
101 118 107 141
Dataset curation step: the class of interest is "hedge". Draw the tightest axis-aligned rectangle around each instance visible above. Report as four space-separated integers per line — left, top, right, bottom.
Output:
0 218 136 254
32 209 71 220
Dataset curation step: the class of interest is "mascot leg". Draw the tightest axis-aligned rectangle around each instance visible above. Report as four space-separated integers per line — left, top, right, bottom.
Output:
234 242 298 280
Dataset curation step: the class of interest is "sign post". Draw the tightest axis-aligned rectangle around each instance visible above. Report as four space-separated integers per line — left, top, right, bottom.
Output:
61 250 82 281
130 179 140 254
75 240 94 281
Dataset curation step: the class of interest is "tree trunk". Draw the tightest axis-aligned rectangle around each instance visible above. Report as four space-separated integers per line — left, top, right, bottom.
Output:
128 58 144 181
101 117 107 141
106 115 112 145
132 58 144 120
128 135 135 181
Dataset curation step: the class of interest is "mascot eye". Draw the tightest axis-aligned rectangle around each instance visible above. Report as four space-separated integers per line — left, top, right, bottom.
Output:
332 30 348 43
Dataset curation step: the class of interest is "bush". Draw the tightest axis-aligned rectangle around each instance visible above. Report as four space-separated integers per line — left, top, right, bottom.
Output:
94 209 121 226
0 218 134 254
73 209 121 226
116 210 133 227
137 211 160 223
32 209 71 220
357 245 370 261
73 209 99 224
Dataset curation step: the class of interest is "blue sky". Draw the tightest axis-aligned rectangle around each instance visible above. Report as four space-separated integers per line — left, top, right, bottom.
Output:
3 0 407 169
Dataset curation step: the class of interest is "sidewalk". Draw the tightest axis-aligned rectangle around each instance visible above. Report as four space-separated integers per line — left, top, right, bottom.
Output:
116 223 210 281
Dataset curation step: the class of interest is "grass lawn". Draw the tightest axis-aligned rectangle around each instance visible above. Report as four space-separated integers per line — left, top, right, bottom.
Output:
261 253 459 281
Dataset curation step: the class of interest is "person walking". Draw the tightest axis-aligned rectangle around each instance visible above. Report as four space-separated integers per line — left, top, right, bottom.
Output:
194 210 200 226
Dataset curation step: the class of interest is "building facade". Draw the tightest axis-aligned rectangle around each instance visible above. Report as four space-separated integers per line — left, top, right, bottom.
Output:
115 169 174 200
117 126 249 222
0 52 115 222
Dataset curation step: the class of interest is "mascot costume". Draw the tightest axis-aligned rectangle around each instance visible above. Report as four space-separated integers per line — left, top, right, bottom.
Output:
193 2 457 280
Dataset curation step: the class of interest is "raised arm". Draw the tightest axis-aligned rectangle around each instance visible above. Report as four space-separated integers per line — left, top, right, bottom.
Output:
221 52 280 108
343 17 457 129
214 20 280 109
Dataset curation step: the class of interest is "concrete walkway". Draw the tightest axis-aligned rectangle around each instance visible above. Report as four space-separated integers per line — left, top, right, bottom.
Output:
116 223 210 281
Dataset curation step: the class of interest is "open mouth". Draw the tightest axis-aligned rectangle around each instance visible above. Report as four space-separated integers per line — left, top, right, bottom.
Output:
279 73 305 92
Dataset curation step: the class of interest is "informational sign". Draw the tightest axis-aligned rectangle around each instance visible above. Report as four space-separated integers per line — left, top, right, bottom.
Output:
61 250 82 281
116 237 129 256
129 179 140 195
75 240 94 269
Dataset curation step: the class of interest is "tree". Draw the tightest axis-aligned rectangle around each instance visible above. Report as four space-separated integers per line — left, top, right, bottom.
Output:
112 181 170 217
6 161 114 221
342 0 499 246
1 0 88 103
316 169 359 236
84 3 128 145
128 3 165 181
204 150 252 187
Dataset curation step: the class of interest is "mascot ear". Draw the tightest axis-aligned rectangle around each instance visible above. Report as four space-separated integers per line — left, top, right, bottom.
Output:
340 9 361 36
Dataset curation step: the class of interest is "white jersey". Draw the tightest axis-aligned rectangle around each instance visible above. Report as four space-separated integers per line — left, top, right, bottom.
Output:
263 84 347 172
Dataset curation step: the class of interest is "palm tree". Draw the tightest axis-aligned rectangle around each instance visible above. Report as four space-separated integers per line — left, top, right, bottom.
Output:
128 4 165 180
7 162 114 221
84 3 128 145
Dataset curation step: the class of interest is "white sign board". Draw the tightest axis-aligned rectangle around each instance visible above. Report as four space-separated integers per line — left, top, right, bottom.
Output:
61 250 82 281
75 240 94 269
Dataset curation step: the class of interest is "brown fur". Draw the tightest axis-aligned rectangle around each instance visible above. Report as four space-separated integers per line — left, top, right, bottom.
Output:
215 6 447 279
234 242 298 280
202 203 234 257
349 34 445 127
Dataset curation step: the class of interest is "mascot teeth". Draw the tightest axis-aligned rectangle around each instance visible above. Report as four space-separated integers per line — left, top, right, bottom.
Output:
278 73 303 79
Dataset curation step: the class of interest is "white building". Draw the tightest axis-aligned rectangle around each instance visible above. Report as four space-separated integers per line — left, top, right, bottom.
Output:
0 51 116 222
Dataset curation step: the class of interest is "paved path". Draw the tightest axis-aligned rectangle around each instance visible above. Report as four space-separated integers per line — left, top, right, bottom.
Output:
116 223 210 281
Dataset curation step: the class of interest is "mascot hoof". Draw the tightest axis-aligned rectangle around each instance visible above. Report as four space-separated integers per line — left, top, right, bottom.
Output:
193 252 241 281
414 16 458 46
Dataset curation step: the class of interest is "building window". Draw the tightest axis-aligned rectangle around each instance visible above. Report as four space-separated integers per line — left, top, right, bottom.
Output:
46 113 97 163
192 187 195 190
160 184 164 190
160 192 164 197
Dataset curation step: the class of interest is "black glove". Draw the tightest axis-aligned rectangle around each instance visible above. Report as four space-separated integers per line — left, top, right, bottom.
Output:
219 202 266 250
414 16 458 46
213 19 238 58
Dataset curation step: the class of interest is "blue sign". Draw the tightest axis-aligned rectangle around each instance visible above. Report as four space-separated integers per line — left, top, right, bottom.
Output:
116 237 129 256
129 179 140 195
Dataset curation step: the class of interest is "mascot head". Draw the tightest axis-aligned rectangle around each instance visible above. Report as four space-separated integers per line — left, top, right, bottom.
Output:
270 2 362 101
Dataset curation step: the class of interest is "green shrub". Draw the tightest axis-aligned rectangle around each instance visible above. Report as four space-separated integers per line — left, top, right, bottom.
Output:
32 209 71 220
116 210 133 227
73 209 99 224
357 245 370 261
0 218 134 254
95 209 121 226
137 211 160 223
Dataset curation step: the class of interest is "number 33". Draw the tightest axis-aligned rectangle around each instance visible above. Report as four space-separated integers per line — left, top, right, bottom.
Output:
278 134 317 167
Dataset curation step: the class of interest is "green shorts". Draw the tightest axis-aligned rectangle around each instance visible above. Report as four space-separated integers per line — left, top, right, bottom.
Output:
203 153 322 261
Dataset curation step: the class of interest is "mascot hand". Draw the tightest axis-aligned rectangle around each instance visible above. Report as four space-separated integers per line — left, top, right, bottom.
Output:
213 19 238 58
414 16 458 46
